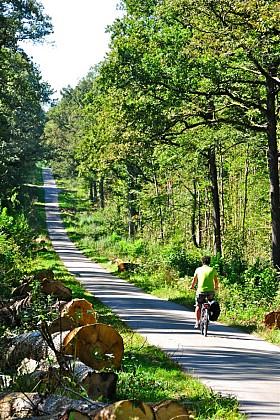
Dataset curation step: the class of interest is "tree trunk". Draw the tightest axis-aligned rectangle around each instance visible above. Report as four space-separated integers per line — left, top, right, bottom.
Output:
208 146 222 256
242 157 249 243
266 76 280 268
154 173 164 241
191 180 199 248
89 178 98 204
99 178 104 209
128 188 137 238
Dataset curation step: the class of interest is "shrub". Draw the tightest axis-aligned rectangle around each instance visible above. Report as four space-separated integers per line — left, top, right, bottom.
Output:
163 245 201 277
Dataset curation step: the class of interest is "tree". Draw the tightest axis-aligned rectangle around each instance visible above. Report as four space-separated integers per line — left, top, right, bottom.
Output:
0 0 52 50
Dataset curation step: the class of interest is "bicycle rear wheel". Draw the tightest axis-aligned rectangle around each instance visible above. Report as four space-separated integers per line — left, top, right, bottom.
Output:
200 307 209 337
203 308 209 337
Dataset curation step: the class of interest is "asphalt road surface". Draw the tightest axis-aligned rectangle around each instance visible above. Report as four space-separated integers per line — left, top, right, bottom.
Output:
42 168 280 419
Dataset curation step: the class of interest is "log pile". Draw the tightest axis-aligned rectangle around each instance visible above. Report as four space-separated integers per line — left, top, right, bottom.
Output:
0 287 195 419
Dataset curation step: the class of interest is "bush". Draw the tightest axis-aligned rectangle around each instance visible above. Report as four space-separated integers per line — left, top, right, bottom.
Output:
163 245 201 277
241 260 279 304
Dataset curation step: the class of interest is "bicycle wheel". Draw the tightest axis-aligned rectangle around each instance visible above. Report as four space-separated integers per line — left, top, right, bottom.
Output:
200 307 205 335
203 307 209 337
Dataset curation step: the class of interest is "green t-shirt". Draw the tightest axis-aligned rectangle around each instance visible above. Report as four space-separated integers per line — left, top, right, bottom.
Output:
194 265 217 292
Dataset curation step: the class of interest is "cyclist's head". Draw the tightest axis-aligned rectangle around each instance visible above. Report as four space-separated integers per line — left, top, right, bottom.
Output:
202 255 211 265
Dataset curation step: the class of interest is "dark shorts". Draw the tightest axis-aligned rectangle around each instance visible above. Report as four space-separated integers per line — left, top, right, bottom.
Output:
195 292 215 307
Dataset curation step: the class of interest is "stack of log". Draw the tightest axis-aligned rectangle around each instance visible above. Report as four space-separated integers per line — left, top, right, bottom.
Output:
0 271 195 419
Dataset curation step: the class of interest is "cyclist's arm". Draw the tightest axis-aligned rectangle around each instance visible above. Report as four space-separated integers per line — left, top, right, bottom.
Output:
190 274 197 289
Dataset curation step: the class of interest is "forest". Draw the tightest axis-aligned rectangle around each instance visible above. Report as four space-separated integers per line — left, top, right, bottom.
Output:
0 0 280 419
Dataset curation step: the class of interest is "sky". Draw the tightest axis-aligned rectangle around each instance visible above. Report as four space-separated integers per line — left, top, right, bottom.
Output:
21 0 124 100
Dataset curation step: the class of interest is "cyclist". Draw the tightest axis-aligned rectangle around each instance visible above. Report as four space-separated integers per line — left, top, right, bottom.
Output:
190 255 218 328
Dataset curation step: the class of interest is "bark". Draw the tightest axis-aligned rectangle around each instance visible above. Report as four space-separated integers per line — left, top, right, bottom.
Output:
242 157 249 243
41 279 72 301
1 323 124 373
0 330 68 371
49 316 79 334
264 311 280 328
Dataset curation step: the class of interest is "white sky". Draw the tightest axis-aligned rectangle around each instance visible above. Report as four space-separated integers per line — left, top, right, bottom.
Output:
21 0 124 100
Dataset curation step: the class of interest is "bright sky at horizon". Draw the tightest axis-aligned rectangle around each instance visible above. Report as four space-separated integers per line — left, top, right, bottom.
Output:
21 0 123 100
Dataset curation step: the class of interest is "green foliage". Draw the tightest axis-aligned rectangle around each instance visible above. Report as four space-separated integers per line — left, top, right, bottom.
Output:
0 207 35 296
163 245 201 277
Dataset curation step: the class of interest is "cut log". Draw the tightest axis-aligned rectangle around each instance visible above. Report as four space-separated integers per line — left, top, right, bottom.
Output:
41 278 72 300
17 359 118 401
0 392 104 420
63 324 124 370
12 282 32 297
264 311 280 328
71 360 118 400
12 276 72 301
34 269 55 282
117 262 138 273
61 299 97 326
94 399 155 420
153 400 193 419
49 316 79 333
0 330 69 371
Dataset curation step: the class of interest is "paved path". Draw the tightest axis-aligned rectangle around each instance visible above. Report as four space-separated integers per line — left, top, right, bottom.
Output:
42 168 280 419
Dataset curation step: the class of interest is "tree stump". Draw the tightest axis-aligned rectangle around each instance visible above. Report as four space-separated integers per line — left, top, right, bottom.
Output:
63 324 124 370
